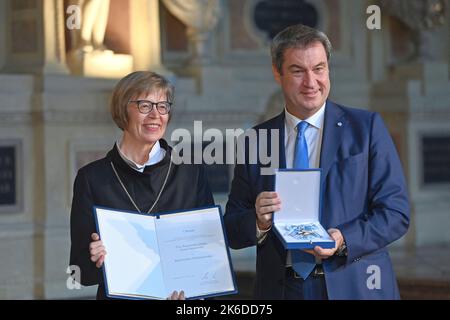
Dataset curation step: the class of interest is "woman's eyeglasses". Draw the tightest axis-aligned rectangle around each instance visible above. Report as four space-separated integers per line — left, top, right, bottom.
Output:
128 100 172 115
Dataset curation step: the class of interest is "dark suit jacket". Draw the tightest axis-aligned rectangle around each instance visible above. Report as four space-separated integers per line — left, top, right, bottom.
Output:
224 100 410 299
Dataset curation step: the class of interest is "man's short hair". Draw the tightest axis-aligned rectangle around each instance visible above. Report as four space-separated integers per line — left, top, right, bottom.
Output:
110 71 174 130
271 24 332 74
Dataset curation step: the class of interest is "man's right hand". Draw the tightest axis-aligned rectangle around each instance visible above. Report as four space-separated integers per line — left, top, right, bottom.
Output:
255 192 281 230
89 233 106 268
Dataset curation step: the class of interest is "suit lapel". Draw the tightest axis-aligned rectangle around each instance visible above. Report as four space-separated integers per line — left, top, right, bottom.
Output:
277 113 286 169
320 101 346 184
259 112 286 192
267 111 286 169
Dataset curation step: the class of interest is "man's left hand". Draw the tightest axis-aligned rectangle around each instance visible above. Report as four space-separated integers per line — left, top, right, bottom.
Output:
303 228 344 260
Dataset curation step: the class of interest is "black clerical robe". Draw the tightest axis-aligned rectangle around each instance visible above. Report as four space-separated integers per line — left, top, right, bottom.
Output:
69 139 214 299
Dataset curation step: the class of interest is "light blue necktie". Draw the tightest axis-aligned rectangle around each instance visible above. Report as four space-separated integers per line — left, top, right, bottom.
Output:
291 121 316 280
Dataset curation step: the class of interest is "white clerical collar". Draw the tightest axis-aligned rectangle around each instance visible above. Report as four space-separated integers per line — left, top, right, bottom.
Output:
116 140 166 172
284 102 326 133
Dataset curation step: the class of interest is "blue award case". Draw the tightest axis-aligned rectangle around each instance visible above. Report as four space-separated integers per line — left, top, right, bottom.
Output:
273 169 335 250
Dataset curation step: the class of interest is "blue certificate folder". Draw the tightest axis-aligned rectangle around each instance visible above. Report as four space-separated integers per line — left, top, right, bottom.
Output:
93 205 237 300
274 169 335 250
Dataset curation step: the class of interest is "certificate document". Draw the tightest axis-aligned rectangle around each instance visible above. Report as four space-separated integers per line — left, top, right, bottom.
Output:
94 205 237 300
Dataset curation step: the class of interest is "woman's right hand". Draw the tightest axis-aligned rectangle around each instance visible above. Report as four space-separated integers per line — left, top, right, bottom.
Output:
167 290 185 300
89 233 106 268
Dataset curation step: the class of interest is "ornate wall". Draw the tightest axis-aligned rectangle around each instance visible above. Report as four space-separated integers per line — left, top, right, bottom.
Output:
0 1 6 69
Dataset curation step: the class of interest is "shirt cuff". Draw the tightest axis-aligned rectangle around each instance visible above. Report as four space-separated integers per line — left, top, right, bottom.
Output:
256 223 272 244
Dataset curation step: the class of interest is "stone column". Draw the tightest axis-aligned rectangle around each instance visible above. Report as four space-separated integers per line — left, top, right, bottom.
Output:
130 0 171 75
0 0 6 70
448 4 450 78
42 0 69 74
3 0 68 74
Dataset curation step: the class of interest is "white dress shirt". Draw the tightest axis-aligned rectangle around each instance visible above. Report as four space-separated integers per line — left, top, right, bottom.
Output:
256 103 326 262
116 140 166 172
284 104 325 169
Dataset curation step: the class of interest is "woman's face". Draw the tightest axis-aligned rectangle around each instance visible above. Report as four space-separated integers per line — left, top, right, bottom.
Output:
124 90 170 146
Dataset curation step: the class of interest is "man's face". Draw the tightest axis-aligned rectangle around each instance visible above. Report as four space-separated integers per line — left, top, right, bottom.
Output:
272 42 330 119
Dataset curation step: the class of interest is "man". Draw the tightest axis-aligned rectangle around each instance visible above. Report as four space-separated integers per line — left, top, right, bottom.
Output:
224 24 409 300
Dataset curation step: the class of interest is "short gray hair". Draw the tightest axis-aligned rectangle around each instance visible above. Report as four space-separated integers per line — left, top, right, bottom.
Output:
271 24 332 74
110 71 174 130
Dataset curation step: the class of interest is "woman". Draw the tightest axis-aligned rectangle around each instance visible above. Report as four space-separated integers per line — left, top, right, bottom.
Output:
69 71 214 299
